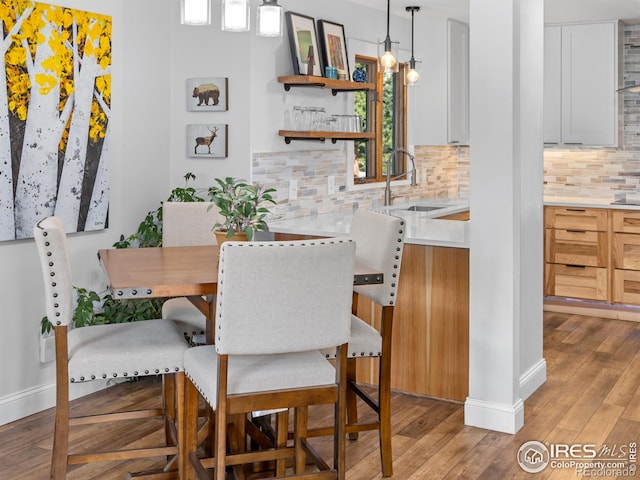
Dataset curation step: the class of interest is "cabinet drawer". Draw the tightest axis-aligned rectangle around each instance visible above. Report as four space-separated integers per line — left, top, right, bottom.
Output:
545 263 607 301
612 233 640 270
545 207 608 231
613 269 640 304
545 228 608 267
612 210 640 234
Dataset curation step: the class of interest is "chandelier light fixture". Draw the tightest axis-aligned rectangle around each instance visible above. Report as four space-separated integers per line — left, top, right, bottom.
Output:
257 0 284 37
379 0 398 73
406 6 420 84
222 0 250 32
180 0 211 26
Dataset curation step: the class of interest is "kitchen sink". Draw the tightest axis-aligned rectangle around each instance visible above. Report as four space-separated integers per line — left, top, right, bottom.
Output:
400 205 447 212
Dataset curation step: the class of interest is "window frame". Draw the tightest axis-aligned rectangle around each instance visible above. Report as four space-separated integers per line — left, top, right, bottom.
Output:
353 55 408 185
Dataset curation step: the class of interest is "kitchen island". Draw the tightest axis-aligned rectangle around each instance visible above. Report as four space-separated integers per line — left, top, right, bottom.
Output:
269 199 470 402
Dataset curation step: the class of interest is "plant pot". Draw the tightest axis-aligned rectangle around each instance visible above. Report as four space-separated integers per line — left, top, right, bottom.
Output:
214 230 248 247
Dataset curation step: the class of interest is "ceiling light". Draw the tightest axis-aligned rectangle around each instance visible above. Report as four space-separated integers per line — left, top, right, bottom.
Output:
181 0 211 26
257 0 283 37
617 84 640 93
379 0 397 72
406 6 420 84
222 0 250 32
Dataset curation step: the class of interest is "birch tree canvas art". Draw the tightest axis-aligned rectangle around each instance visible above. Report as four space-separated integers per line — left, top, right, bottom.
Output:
1 1 111 241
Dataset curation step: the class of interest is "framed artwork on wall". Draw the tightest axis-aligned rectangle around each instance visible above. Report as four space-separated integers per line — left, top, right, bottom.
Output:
285 12 323 76
318 20 350 80
186 77 228 111
0 2 112 241
187 124 228 158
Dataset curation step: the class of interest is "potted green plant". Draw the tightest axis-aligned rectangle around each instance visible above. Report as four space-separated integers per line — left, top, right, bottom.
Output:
207 177 276 242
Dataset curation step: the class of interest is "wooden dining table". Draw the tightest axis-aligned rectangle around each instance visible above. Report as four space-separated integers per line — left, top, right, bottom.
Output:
98 244 383 344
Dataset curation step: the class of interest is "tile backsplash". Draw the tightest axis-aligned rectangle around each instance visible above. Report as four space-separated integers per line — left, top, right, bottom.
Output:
253 24 639 219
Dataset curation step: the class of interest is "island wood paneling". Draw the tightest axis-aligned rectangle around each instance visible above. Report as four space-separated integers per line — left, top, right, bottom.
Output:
275 232 469 402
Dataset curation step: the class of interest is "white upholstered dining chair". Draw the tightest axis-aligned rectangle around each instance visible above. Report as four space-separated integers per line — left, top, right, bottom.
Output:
34 216 188 479
162 201 221 343
316 208 406 477
183 238 356 480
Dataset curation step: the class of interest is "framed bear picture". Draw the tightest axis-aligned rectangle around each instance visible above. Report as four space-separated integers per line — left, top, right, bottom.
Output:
186 77 228 111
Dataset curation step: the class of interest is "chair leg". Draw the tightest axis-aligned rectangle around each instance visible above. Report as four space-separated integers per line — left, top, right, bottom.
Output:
174 373 185 480
50 401 69 479
275 410 289 476
345 358 359 441
163 374 176 449
379 357 393 477
184 377 200 480
294 407 308 474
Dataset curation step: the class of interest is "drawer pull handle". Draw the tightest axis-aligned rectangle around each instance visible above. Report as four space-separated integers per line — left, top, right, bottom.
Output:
565 264 586 268
566 229 586 233
565 208 586 212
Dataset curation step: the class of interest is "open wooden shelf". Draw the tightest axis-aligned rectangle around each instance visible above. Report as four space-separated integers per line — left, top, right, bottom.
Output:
277 75 374 95
278 130 375 144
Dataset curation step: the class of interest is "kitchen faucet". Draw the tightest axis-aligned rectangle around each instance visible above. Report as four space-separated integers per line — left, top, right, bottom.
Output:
384 147 418 205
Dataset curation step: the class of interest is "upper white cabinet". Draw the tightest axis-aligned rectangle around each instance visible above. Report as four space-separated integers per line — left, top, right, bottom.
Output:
409 18 469 146
544 21 621 147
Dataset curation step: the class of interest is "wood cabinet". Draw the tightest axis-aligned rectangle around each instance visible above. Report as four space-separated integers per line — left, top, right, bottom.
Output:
410 18 469 146
543 21 621 147
544 206 608 301
545 206 640 308
612 210 640 304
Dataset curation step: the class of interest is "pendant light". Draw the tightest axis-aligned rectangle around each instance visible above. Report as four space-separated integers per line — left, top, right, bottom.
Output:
406 6 420 84
617 84 640 93
181 0 211 26
379 0 397 72
257 0 283 37
222 0 250 32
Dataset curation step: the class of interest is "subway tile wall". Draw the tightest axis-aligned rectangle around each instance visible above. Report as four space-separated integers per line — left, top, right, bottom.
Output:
253 23 639 219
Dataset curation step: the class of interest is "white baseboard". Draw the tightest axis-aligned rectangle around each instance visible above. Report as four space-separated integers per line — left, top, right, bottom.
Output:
0 380 110 427
464 397 525 433
519 358 547 400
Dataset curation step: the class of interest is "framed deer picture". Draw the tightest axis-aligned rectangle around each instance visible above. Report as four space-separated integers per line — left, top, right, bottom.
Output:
187 124 228 158
186 77 228 111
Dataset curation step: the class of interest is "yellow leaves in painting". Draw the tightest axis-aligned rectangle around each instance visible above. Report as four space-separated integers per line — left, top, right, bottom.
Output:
3 2 112 122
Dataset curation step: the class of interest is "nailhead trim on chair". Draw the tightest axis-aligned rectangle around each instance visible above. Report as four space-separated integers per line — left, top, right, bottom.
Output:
69 364 183 383
385 221 404 306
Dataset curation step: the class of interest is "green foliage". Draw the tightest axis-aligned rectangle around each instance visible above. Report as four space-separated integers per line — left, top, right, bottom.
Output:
41 288 163 334
113 172 205 249
207 177 276 241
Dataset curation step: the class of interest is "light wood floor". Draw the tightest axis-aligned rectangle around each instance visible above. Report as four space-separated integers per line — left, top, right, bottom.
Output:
2 311 640 479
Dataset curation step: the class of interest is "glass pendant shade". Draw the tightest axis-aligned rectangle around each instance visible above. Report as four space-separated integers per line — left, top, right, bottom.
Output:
257 0 283 37
378 39 399 73
406 61 420 84
222 0 249 31
181 0 211 25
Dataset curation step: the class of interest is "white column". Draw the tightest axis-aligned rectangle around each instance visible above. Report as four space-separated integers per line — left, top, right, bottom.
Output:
465 0 545 433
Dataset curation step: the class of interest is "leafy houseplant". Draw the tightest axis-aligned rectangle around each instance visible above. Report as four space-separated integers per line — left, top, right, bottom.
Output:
207 177 276 241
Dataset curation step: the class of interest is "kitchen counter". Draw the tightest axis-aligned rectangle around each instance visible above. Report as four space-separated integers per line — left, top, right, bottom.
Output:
269 199 470 248
544 195 640 210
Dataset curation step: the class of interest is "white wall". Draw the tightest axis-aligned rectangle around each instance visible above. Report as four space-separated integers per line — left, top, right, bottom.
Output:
1 0 413 426
0 0 171 425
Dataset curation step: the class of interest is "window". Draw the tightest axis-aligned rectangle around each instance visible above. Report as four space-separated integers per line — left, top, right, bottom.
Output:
353 55 407 184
